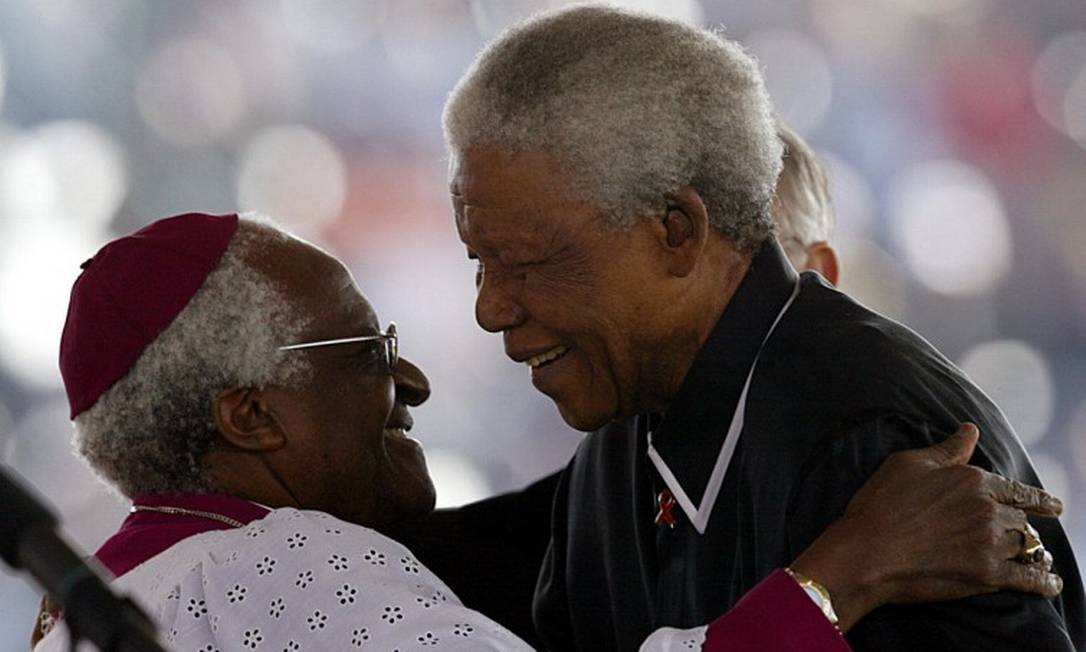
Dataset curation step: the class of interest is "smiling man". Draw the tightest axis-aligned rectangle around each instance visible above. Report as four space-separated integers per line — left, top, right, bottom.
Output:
35 212 530 651
443 5 1084 651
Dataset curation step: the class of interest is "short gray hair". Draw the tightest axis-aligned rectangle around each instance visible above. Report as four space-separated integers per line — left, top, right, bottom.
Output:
73 213 311 497
444 4 783 253
773 123 834 251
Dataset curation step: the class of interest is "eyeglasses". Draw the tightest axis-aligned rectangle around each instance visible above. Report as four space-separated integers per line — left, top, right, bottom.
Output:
278 322 398 371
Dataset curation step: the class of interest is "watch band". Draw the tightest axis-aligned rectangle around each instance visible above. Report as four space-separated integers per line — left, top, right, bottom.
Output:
785 567 841 632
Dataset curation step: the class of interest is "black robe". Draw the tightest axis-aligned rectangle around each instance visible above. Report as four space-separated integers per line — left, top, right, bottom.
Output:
532 241 1085 651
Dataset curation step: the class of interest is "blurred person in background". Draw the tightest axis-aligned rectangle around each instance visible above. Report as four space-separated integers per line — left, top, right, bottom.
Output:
773 123 838 286
30 211 1069 652
442 5 1084 650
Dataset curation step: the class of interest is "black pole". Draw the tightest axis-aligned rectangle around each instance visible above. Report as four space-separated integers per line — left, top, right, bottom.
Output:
0 465 167 652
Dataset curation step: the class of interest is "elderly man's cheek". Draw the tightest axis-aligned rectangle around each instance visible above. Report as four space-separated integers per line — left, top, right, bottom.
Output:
538 350 621 431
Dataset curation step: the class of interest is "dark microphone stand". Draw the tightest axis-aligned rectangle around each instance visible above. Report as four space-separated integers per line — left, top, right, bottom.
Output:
0 465 167 652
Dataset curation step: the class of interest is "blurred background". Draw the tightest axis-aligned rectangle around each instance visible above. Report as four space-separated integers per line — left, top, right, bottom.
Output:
1 0 1084 644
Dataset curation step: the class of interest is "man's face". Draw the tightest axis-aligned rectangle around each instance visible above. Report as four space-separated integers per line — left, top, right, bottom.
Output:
259 238 435 528
452 147 673 431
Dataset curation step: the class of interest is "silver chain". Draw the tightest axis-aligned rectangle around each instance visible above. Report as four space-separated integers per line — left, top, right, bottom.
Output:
130 504 246 528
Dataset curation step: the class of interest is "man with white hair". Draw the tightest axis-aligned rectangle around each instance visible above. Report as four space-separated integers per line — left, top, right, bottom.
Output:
394 122 840 644
773 123 839 285
443 5 1084 650
36 212 529 650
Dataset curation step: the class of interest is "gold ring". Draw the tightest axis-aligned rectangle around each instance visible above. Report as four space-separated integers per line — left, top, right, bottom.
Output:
1019 527 1045 564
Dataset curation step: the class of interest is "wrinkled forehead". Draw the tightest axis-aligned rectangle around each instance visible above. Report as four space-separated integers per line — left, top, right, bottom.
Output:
449 147 580 206
453 201 561 252
262 237 380 337
450 147 590 249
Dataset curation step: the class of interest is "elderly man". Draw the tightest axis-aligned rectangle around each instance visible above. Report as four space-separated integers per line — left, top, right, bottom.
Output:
36 212 528 650
393 122 840 643
33 212 1067 652
443 5 1084 651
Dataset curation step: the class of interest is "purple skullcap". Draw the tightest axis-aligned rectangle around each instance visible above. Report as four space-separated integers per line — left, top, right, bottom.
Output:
59 212 240 418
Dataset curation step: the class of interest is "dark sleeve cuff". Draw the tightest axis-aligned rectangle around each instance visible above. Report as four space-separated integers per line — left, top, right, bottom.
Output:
702 569 851 652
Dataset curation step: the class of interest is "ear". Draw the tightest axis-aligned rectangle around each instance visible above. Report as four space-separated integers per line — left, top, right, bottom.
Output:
212 387 288 452
653 186 710 278
802 241 839 286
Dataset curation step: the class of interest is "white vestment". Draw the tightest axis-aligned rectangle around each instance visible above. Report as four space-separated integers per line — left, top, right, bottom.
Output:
36 507 533 651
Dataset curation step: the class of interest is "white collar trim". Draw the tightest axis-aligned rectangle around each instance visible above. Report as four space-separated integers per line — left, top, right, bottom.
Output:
647 279 801 534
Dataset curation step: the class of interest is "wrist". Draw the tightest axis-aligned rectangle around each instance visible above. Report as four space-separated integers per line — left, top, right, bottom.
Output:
790 518 886 632
784 567 841 633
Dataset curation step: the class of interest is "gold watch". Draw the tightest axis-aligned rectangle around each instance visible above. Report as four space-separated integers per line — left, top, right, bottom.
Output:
785 567 841 632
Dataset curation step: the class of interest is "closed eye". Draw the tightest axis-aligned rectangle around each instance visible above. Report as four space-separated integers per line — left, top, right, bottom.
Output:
346 344 384 370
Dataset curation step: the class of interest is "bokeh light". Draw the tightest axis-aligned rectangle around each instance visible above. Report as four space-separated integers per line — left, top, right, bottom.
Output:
820 151 876 240
889 160 1012 297
236 124 346 233
746 29 834 134
959 339 1054 447
0 121 127 231
1071 398 1086 480
1032 31 1086 143
602 0 705 25
836 238 909 320
5 399 127 549
885 0 989 26
136 37 247 147
1066 64 1086 149
809 0 920 65
1068 399 1086 471
470 0 548 38
0 40 6 115
0 222 99 389
280 0 385 53
425 448 493 509
0 131 55 223
382 3 471 87
1058 202 1086 283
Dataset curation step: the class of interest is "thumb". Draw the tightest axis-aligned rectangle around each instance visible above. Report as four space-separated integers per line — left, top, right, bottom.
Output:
925 423 980 467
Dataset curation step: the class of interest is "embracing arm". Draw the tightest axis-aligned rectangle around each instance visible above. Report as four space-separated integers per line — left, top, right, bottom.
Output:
638 424 1067 652
395 427 1068 652
785 420 1079 651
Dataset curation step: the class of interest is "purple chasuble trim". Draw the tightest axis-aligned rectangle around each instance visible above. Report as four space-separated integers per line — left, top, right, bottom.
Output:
94 493 270 579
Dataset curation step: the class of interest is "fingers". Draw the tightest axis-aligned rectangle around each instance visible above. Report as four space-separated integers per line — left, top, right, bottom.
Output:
994 511 1030 559
925 423 980 467
997 560 1063 598
1038 548 1055 574
984 473 1063 517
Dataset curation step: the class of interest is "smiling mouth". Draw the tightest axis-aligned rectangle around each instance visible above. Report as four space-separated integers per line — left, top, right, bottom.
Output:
385 406 414 439
525 345 570 369
384 427 409 439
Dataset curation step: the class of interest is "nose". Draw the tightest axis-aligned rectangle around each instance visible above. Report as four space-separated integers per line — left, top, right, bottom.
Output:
475 271 527 333
394 356 431 407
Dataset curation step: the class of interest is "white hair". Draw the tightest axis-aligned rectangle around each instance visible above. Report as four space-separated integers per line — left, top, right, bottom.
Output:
773 123 835 252
73 213 312 497
443 4 783 253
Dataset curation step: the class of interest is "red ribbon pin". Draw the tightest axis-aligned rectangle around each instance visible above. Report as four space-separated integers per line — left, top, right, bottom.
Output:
655 488 677 528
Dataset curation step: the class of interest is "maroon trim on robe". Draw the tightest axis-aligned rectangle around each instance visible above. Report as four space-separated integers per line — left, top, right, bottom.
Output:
702 569 852 652
94 493 270 579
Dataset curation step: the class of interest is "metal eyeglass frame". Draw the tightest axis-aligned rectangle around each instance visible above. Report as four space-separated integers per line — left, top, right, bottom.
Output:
277 322 398 371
